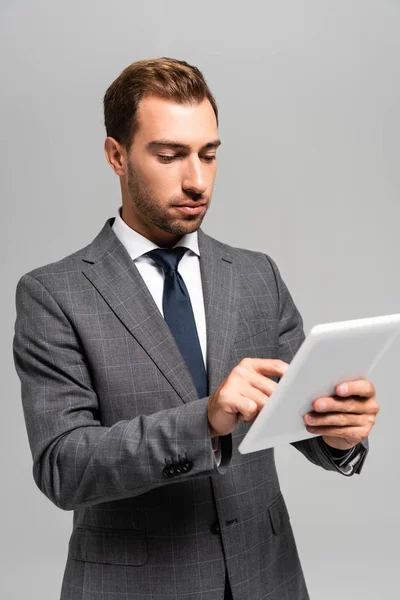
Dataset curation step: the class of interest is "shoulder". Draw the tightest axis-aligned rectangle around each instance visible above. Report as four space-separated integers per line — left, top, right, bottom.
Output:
16 219 115 292
200 229 280 277
24 246 90 278
15 243 100 307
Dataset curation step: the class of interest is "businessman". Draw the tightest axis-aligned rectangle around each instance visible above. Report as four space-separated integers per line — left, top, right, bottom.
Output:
13 58 379 600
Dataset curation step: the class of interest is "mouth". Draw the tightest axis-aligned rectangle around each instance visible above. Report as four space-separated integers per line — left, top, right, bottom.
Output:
172 203 207 215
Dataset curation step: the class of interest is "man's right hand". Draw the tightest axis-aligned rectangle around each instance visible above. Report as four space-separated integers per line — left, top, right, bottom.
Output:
207 358 289 437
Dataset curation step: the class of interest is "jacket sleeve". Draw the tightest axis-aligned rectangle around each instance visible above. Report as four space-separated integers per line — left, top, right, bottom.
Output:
265 255 368 476
13 274 232 511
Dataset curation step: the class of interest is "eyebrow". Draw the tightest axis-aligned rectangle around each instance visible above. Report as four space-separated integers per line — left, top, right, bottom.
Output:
146 139 222 152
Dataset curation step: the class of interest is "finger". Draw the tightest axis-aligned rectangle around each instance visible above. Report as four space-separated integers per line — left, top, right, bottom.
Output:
336 379 375 399
234 397 260 422
312 395 379 415
235 364 279 397
240 387 269 411
304 412 367 428
239 358 289 378
245 370 279 397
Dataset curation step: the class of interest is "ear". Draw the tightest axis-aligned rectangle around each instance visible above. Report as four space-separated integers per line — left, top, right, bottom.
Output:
104 137 127 176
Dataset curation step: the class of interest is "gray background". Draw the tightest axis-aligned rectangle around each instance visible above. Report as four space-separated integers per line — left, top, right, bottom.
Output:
1 1 399 598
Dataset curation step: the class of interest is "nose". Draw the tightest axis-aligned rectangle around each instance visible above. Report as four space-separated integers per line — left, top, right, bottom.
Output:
182 156 207 197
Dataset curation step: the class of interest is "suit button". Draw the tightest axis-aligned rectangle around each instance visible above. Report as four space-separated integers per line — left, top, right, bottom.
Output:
162 465 175 477
182 461 193 472
210 522 220 535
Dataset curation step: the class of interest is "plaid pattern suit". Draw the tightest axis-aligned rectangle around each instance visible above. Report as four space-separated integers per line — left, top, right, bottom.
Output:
13 218 368 600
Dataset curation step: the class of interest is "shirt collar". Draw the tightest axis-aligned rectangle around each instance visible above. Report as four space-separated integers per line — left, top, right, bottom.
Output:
112 208 200 260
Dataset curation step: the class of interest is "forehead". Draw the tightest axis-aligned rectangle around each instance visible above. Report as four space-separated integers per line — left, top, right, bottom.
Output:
135 95 218 145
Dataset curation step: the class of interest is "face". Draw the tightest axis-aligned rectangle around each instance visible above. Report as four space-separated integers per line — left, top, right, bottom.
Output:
105 95 220 247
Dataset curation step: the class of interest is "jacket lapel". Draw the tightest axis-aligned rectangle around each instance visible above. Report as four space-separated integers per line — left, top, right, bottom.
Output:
197 229 239 395
81 219 239 403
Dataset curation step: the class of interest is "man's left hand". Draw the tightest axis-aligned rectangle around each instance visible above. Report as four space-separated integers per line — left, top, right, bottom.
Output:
303 379 380 451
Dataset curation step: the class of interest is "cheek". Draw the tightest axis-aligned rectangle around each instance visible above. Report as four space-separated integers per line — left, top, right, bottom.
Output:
152 170 179 199
133 159 174 195
147 163 182 196
207 161 217 181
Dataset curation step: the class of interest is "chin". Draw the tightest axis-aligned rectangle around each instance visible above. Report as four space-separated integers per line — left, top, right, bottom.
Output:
165 216 204 235
180 218 204 232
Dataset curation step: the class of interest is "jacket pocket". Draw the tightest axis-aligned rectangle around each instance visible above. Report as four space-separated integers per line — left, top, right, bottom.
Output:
234 319 275 344
68 525 148 566
268 493 291 535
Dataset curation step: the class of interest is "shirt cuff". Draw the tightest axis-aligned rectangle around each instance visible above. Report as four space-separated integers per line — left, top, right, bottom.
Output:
319 438 365 474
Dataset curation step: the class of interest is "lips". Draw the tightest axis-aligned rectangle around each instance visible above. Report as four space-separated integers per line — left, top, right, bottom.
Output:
173 202 207 208
173 204 207 215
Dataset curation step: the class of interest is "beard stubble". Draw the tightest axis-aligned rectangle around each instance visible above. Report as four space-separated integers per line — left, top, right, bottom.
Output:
127 162 208 237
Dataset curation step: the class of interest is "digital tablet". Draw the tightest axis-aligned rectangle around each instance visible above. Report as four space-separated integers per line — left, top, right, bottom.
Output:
238 313 400 454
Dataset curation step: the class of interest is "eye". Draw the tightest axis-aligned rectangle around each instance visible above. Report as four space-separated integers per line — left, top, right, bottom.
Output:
158 155 177 163
157 154 216 163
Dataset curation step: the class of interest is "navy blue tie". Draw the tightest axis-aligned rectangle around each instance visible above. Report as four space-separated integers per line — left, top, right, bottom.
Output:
146 247 208 399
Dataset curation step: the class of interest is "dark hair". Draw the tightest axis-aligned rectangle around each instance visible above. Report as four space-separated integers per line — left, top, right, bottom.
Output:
103 57 218 151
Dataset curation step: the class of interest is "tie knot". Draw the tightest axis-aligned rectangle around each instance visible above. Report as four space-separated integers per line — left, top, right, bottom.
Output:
146 247 188 274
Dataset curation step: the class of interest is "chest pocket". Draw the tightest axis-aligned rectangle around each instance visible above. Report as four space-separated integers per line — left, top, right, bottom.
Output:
234 318 275 343
231 313 278 365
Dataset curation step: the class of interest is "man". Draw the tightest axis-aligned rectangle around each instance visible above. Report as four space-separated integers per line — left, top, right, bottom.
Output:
13 58 379 600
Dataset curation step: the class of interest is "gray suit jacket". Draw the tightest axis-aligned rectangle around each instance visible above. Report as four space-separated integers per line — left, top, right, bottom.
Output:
13 219 368 600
